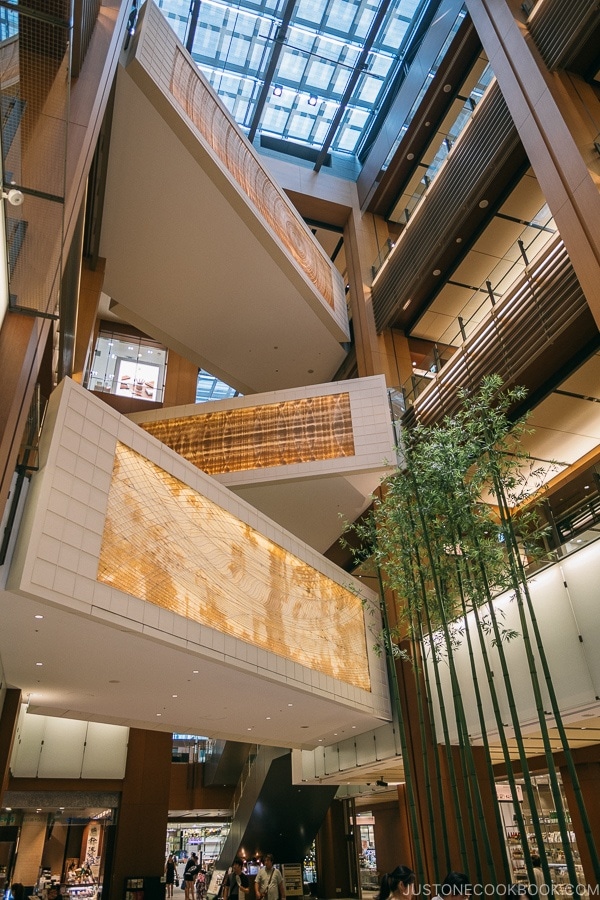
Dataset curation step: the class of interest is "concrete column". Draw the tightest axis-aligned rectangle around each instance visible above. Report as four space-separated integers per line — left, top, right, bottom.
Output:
12 816 46 889
107 729 172 900
0 688 21 801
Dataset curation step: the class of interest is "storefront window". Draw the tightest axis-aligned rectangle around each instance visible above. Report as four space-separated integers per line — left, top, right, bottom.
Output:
1 806 115 899
355 814 378 893
166 823 230 869
499 773 585 893
172 736 216 764
86 331 167 402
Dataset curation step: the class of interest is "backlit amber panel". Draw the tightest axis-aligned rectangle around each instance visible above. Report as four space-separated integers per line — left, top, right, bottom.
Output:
139 394 355 475
171 48 335 310
97 443 370 691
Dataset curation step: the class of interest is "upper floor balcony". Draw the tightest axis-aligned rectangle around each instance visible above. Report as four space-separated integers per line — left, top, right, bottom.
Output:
99 1 350 396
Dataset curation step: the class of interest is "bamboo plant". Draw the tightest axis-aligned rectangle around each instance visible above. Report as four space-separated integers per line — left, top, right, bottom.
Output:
347 375 600 890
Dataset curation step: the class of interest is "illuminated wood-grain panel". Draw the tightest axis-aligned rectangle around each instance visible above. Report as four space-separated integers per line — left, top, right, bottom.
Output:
97 443 370 690
139 393 355 475
170 47 335 309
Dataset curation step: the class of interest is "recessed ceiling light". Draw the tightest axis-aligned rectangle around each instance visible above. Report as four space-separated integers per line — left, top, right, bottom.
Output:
308 95 318 107
352 726 356 729
247 727 252 731
288 703 293 707
266 717 271 720
34 614 43 619
35 662 43 666
193 670 199 674
407 152 414 160
433 269 441 276
443 84 452 93
172 694 178 698
478 199 489 208
402 299 411 310
584 485 590 490
156 713 162 717
318 739 323 742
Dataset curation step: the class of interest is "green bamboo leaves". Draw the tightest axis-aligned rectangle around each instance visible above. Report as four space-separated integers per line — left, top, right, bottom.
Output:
345 375 599 889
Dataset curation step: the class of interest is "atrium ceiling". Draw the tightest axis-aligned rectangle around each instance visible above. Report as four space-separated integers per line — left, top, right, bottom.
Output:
156 0 439 165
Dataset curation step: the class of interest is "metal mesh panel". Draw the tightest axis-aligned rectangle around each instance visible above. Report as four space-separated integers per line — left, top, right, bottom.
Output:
1 1 70 317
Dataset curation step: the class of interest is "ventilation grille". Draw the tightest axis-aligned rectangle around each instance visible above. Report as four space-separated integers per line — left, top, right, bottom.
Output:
527 0 600 69
372 82 520 333
407 238 588 425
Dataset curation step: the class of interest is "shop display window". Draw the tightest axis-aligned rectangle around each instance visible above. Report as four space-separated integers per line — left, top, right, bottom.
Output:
166 822 230 868
86 330 167 402
500 774 585 893
355 814 378 892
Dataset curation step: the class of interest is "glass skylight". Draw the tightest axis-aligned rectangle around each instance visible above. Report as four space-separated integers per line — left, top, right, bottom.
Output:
156 0 436 157
196 369 241 403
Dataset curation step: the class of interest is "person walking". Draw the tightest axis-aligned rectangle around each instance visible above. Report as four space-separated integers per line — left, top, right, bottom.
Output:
196 868 206 900
376 866 416 900
255 855 285 900
439 873 471 897
166 855 177 899
184 854 200 900
222 858 250 900
529 855 546 897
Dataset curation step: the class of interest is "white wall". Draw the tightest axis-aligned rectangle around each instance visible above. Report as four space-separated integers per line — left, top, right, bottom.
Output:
426 539 600 743
10 706 129 778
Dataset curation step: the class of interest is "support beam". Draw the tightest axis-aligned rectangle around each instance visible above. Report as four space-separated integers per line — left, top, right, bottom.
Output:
465 0 600 329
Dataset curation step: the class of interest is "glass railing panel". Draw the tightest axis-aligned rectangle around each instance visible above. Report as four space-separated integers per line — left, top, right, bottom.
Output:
396 64 494 230
372 62 494 277
379 6 468 174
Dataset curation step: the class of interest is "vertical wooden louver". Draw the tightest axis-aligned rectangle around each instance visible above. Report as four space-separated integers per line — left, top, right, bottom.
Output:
527 0 600 70
407 238 589 426
371 82 522 333
72 0 102 77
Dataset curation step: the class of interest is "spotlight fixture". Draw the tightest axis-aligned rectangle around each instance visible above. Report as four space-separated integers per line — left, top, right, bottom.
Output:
308 94 318 107
273 84 283 97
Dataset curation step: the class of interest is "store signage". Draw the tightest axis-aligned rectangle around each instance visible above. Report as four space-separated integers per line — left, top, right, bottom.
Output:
282 865 303 898
207 870 226 899
496 783 523 802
